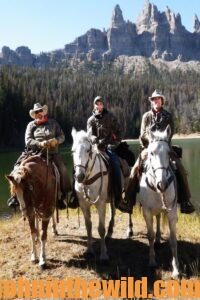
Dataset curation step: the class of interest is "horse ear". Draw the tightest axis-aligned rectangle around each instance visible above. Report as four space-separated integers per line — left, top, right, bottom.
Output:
71 127 77 140
164 125 171 140
6 175 15 183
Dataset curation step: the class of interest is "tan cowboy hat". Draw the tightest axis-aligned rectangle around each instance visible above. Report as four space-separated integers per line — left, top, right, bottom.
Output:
149 90 165 105
93 96 104 105
29 103 48 119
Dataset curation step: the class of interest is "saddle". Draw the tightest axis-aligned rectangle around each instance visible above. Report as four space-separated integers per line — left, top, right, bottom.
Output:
99 150 130 178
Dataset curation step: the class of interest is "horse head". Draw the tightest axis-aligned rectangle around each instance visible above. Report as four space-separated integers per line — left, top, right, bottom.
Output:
71 127 94 183
147 125 172 192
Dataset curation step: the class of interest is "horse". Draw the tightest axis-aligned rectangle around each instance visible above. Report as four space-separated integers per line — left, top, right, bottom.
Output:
71 128 118 261
6 155 58 268
138 125 179 278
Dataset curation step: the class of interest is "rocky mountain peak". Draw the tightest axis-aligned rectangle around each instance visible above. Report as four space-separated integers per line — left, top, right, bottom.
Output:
111 4 125 28
165 7 184 33
0 2 200 66
136 1 159 33
194 14 200 32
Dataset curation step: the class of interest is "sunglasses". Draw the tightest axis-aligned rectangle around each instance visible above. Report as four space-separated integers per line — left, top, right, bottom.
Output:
35 109 43 115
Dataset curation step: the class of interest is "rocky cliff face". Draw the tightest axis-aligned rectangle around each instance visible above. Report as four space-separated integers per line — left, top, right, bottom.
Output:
0 1 200 67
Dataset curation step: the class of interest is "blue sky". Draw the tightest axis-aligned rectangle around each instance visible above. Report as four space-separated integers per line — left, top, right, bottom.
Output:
0 0 199 54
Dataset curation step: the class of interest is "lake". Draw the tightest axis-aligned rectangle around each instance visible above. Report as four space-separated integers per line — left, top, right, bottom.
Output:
0 139 199 213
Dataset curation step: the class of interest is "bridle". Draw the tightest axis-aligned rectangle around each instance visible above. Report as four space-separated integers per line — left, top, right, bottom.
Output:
145 139 176 211
73 142 108 204
74 143 93 173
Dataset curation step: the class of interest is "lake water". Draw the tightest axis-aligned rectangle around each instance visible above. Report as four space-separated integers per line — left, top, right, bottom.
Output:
0 139 199 213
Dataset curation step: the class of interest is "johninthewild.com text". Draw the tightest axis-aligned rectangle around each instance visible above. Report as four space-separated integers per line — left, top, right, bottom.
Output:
0 276 200 299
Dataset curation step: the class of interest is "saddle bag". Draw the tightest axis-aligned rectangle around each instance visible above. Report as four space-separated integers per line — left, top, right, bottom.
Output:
114 141 135 167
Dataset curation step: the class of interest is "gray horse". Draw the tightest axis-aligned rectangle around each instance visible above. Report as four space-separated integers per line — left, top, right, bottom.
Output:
71 128 117 261
138 125 179 278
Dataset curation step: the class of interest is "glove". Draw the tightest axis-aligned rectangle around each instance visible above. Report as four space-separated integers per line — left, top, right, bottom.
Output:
48 138 59 148
107 141 120 150
38 140 49 149
98 139 106 146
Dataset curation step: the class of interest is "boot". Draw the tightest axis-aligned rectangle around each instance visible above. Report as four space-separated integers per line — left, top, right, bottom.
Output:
7 195 19 209
180 200 195 214
57 194 67 210
67 189 79 209
174 157 195 214
117 197 133 214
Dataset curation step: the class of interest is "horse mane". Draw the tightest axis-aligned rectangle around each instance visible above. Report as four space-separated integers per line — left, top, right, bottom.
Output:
72 130 90 151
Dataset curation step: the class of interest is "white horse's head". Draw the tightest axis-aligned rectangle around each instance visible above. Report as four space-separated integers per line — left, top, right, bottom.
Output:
147 125 172 192
71 127 94 183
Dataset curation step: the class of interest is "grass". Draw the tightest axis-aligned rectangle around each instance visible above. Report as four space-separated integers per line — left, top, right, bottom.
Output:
0 206 199 299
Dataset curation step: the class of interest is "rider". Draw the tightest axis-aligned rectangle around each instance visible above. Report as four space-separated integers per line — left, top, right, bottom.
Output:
87 96 129 213
7 103 71 210
123 90 195 214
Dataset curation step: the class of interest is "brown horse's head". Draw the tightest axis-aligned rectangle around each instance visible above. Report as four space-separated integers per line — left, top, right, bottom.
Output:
6 156 56 219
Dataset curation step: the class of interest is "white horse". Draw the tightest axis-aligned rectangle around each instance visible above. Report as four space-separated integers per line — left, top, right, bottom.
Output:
71 128 116 261
138 125 179 278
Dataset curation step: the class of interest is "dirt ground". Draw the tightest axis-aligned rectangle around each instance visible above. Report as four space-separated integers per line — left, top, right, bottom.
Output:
0 207 200 299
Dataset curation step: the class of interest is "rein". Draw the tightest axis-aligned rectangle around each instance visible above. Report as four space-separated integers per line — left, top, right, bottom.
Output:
74 143 108 204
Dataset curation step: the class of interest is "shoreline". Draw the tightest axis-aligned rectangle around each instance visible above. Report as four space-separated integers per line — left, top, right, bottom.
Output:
124 132 200 142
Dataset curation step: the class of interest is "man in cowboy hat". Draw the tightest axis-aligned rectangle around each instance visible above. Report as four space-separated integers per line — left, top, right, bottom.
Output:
123 90 195 214
87 96 130 213
8 103 71 210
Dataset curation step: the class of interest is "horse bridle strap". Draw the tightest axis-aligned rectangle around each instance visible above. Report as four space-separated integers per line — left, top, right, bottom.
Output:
84 171 108 185
145 173 174 193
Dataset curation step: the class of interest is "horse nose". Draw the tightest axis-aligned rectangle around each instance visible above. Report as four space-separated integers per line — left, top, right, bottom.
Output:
76 172 85 183
157 181 166 192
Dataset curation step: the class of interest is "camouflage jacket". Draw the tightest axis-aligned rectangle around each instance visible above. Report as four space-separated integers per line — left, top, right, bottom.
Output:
25 118 65 154
140 108 174 148
87 108 122 147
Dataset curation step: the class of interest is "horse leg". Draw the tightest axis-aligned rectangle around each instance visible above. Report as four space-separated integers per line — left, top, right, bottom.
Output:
155 214 161 244
143 209 156 267
106 198 115 238
81 204 94 256
52 212 58 236
28 214 38 263
39 219 49 268
127 213 133 238
97 201 109 261
168 215 179 278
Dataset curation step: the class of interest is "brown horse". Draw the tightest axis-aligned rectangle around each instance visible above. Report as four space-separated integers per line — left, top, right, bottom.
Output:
6 155 57 268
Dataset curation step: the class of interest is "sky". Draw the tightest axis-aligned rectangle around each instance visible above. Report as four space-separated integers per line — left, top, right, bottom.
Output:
0 0 199 54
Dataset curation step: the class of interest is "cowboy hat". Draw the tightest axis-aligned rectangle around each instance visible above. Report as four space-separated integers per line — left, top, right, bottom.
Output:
29 103 48 119
149 90 165 104
93 96 104 105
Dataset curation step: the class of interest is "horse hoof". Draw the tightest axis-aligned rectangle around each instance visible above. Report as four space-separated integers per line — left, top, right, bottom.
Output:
127 231 134 238
31 259 39 264
172 270 179 279
105 235 112 242
84 250 94 259
39 263 47 270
